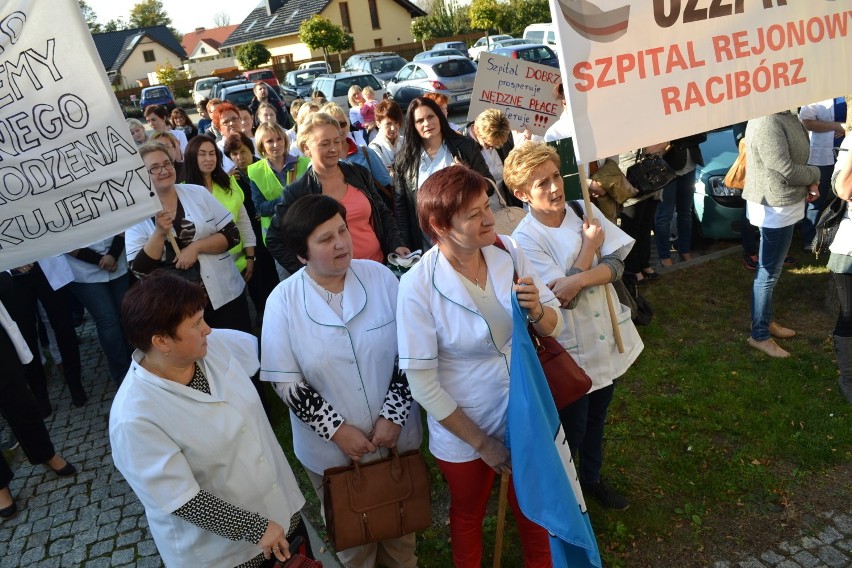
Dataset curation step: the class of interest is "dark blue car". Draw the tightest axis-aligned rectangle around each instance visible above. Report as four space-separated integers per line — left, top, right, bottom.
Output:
139 86 176 112
490 44 559 68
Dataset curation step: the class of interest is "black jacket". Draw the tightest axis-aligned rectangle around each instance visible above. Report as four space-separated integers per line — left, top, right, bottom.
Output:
462 122 524 210
394 134 494 251
266 161 404 274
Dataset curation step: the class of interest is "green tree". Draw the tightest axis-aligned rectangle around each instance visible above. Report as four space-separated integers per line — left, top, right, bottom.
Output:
154 61 186 87
299 16 354 67
79 0 102 33
235 42 272 70
498 0 551 37
129 0 181 41
469 0 501 49
410 17 432 51
421 0 470 38
103 18 127 32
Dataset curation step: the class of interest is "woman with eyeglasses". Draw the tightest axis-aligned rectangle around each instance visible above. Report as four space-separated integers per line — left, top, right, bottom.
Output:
126 142 248 332
211 102 244 172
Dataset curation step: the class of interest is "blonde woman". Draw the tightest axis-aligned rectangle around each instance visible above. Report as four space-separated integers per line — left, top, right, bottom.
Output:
248 121 310 246
265 112 408 275
504 142 643 510
149 130 185 182
347 85 366 145
127 118 148 146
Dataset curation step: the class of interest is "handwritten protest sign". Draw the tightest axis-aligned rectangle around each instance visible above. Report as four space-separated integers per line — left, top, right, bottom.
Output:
0 0 160 271
548 0 852 162
468 53 562 136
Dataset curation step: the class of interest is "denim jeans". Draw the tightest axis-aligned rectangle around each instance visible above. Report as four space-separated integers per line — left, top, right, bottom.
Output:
68 274 131 383
751 224 795 340
655 173 695 259
558 383 615 484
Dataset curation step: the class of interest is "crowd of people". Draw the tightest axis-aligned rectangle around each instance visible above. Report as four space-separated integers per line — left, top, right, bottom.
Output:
2 80 849 568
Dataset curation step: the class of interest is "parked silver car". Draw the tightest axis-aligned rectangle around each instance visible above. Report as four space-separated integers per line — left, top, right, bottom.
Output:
386 56 478 112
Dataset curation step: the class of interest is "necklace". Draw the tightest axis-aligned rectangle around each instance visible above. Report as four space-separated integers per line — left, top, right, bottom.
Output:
453 252 486 290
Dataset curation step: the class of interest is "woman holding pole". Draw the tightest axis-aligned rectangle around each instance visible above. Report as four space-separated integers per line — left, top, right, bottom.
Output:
504 141 643 510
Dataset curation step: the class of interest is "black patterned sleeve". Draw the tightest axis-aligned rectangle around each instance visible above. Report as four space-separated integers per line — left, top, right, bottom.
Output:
379 367 413 427
277 381 345 441
219 220 241 249
172 489 268 544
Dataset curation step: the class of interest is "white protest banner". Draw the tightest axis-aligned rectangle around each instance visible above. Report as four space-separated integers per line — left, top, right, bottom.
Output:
548 0 852 162
468 53 562 136
0 0 160 271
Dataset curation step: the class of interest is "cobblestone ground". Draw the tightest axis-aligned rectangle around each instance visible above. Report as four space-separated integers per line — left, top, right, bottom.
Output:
714 512 852 568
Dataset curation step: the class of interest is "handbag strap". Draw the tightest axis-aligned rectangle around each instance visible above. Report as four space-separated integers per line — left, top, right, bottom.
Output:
491 236 518 284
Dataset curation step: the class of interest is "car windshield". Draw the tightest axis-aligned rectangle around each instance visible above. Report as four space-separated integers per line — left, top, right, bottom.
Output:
291 71 321 86
249 71 274 80
224 89 255 107
197 79 218 90
144 88 169 99
370 59 405 74
432 59 476 78
333 75 382 96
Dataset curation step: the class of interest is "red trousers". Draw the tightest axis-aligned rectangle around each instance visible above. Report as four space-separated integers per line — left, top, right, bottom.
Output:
437 458 552 568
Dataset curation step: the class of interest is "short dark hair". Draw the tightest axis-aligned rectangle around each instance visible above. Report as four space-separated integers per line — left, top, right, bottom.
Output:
417 165 489 242
223 132 255 156
121 270 207 352
143 104 169 121
281 195 347 261
375 99 402 125
198 97 210 109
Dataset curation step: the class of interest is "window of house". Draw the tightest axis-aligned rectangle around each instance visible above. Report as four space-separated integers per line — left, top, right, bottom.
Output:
374 38 383 48
143 50 155 62
339 2 351 32
368 0 380 29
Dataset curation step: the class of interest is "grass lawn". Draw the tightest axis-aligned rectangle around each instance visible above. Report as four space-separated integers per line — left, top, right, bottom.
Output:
268 250 852 567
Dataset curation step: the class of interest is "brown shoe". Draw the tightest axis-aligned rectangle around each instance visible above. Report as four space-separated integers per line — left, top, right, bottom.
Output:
747 337 790 358
769 322 796 339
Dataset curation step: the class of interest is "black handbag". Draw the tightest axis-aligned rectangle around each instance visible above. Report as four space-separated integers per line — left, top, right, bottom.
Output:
812 196 847 259
626 150 677 196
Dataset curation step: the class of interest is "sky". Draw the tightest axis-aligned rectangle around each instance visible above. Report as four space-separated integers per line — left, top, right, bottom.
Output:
84 0 261 34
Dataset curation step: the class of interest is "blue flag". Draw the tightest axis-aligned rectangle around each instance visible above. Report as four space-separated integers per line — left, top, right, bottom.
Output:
506 294 602 567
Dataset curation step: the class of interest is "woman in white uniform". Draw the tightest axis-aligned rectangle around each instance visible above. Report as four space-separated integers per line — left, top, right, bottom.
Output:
396 165 562 568
261 195 422 568
110 271 308 568
504 142 644 511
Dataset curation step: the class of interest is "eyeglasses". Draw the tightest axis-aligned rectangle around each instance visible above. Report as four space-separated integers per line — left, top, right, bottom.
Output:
221 117 240 126
147 161 175 175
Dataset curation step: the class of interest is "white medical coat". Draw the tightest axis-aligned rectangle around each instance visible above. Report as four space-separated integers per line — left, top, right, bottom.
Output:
126 184 245 310
397 238 561 463
513 203 644 389
260 260 422 474
109 329 305 568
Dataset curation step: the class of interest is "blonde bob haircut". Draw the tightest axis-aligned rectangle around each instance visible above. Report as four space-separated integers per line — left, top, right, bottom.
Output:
474 109 511 149
319 102 346 121
296 112 344 153
347 84 363 108
254 121 290 159
502 141 561 194
295 102 320 127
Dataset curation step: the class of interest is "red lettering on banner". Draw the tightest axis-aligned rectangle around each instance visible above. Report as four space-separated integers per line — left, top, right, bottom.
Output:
524 67 560 84
481 90 524 107
529 99 558 114
659 57 808 116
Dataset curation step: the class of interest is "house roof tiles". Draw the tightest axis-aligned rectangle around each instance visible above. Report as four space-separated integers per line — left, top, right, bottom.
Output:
92 25 186 72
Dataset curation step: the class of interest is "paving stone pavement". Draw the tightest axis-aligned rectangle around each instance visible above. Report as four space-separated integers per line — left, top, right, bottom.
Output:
0 318 339 568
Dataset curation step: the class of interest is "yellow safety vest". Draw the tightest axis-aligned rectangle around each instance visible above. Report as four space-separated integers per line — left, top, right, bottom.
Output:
247 158 309 244
211 177 248 272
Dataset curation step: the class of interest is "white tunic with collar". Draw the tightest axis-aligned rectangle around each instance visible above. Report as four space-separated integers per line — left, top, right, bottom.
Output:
109 329 305 568
513 203 644 389
126 184 245 310
397 238 561 463
260 259 422 474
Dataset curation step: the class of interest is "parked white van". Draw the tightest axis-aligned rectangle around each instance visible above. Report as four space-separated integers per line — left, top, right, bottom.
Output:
523 23 556 46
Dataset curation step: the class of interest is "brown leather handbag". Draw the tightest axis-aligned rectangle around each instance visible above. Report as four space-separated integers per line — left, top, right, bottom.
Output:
724 139 747 190
322 449 431 551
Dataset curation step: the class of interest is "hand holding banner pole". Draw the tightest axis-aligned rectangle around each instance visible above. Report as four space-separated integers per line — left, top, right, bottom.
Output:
578 165 625 354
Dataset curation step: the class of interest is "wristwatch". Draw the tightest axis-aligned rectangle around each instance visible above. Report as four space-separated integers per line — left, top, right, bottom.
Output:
245 255 256 261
